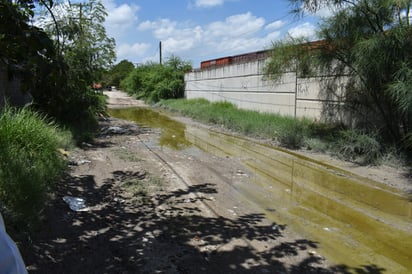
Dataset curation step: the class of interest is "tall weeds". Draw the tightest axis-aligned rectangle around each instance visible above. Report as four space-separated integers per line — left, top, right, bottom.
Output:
159 98 397 165
159 98 311 141
0 107 71 229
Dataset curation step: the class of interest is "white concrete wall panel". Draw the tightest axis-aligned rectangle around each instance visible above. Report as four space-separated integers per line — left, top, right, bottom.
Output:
185 57 346 121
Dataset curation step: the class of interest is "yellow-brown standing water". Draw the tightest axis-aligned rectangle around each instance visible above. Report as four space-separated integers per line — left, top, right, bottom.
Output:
109 107 412 273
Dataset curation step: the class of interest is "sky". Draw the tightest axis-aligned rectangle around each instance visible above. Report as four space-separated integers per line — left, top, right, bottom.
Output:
100 0 327 67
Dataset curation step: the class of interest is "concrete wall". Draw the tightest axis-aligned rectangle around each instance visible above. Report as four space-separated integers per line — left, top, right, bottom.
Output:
185 58 347 122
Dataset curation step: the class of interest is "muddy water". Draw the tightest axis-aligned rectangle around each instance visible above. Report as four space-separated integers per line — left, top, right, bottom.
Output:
109 107 412 273
109 107 191 150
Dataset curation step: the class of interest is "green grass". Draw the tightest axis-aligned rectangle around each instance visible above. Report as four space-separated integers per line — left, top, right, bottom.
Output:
113 148 141 162
121 175 165 203
158 98 400 166
159 98 311 141
0 107 71 229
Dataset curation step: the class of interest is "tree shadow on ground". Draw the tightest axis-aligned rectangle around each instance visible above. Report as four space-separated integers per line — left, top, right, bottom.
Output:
21 171 386 274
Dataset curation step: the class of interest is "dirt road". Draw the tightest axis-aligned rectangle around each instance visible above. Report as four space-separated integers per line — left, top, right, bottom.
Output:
20 91 389 273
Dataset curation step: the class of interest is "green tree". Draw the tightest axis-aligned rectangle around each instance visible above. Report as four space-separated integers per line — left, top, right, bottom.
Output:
0 0 56 96
28 0 115 140
39 0 116 84
1 0 113 139
121 56 192 102
105 59 135 87
265 0 412 149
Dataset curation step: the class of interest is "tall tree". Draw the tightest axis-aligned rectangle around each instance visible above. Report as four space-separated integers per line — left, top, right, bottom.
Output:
0 0 58 105
38 0 116 84
265 0 412 148
105 60 135 87
1 0 111 137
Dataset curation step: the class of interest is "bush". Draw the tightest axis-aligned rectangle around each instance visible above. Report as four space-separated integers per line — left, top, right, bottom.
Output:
276 122 306 149
303 138 330 152
121 56 191 102
67 92 107 144
0 107 70 229
334 129 381 165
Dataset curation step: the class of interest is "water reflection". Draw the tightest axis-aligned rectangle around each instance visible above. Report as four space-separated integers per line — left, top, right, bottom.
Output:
108 107 191 150
185 126 412 272
109 106 412 273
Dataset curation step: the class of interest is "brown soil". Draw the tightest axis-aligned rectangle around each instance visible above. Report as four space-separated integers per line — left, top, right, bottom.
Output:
20 90 409 273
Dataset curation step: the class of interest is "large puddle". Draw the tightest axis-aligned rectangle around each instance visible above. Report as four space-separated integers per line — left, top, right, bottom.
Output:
109 107 412 273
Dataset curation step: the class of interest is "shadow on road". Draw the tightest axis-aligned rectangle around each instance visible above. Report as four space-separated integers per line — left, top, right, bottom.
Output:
21 168 386 274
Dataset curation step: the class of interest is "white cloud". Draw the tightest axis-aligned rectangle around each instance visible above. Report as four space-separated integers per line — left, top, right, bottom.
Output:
205 28 280 55
265 20 285 30
103 0 139 36
101 0 142 63
106 4 139 28
287 22 317 39
139 19 179 39
265 31 281 42
117 42 151 61
206 12 265 37
138 21 155 31
315 6 337 18
135 11 282 64
193 0 225 8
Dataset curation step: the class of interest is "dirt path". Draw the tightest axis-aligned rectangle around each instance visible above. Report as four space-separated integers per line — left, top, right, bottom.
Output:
20 91 402 273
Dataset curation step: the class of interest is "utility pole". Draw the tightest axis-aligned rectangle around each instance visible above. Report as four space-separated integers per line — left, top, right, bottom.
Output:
159 41 162 65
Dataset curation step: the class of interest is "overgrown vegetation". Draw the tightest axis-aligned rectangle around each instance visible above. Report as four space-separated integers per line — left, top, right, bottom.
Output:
0 0 113 230
121 56 192 103
265 0 412 154
159 98 402 165
0 107 71 229
120 175 165 204
103 60 135 88
36 0 115 141
1 0 114 142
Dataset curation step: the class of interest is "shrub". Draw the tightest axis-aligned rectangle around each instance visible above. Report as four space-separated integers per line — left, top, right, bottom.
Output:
121 56 191 102
276 122 306 149
334 129 381 165
71 93 107 144
0 107 70 229
303 138 330 152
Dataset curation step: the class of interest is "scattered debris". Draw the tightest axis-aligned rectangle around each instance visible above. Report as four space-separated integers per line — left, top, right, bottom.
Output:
113 197 125 203
308 250 325 260
101 126 127 135
81 142 93 148
62 196 87 211
308 250 318 256
57 148 70 157
227 209 237 216
78 159 91 165
68 158 91 166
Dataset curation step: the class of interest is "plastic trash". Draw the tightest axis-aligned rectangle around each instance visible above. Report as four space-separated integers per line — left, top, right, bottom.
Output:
78 159 91 165
103 126 127 135
63 196 87 211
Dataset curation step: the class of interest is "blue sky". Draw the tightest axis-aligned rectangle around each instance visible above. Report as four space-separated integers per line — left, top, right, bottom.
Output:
102 0 327 67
